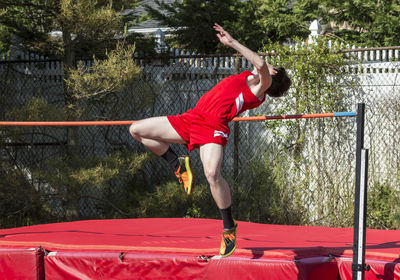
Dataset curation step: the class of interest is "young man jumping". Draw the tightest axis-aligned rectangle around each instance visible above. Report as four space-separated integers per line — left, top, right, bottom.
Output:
129 23 291 258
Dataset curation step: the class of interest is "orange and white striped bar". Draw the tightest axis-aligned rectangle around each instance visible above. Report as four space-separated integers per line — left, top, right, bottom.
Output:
0 112 356 126
232 111 357 122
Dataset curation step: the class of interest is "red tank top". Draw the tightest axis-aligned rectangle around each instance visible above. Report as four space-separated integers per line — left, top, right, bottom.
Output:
193 71 265 123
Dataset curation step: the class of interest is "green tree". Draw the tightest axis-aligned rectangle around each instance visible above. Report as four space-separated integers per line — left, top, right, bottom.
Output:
145 0 267 54
146 0 400 51
0 0 144 57
0 0 144 154
257 0 400 46
145 0 324 52
319 0 400 46
254 0 311 44
0 24 12 54
0 0 149 222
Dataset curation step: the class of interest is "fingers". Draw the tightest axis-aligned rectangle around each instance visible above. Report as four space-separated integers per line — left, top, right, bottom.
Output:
214 23 232 46
267 64 278 75
213 23 224 32
214 23 224 41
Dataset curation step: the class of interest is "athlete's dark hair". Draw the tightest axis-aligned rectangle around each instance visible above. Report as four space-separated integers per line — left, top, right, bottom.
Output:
266 67 291 98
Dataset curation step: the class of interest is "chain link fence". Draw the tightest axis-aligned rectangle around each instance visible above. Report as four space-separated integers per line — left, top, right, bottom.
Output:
1 48 399 228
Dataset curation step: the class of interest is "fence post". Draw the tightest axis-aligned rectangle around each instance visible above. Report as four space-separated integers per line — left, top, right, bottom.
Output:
308 19 321 44
233 56 240 215
154 29 166 54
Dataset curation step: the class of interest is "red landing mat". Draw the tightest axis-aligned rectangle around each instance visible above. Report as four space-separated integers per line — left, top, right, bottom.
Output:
0 247 44 280
0 218 399 279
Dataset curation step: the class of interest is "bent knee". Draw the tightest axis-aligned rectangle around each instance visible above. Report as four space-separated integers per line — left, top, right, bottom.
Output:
129 122 143 139
129 123 137 136
204 168 221 186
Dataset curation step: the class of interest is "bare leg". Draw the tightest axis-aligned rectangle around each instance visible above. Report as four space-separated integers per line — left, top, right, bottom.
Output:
199 143 231 209
129 116 186 156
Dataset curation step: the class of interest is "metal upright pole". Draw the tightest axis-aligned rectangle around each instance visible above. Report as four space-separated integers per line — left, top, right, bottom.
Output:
233 56 240 215
352 103 368 280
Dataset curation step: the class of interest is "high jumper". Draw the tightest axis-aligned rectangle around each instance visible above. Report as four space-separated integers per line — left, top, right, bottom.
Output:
129 23 291 258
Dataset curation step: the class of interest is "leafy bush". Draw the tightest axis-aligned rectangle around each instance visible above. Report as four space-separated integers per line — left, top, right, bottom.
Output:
0 168 53 228
367 181 400 229
28 151 149 222
136 182 218 219
237 155 307 225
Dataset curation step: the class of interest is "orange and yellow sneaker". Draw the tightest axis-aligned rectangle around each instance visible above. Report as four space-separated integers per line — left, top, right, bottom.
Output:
219 221 238 258
174 156 194 195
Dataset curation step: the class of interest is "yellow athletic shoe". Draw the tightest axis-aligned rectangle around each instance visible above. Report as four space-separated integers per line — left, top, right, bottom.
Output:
174 156 194 195
219 222 238 257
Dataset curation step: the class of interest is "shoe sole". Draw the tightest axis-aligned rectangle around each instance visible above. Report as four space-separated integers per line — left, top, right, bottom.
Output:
184 156 194 195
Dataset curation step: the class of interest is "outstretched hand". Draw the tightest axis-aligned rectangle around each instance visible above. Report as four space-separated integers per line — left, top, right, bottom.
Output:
214 23 234 47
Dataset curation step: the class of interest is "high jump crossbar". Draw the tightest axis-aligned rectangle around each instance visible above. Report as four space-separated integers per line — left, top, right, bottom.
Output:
0 111 356 126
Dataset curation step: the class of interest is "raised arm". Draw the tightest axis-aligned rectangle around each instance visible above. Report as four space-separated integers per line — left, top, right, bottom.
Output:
213 23 273 92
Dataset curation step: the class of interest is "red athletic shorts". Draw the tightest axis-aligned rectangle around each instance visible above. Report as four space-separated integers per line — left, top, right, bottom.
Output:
167 109 230 151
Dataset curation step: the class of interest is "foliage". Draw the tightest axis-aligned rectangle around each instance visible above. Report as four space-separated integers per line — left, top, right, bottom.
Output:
263 37 350 139
145 0 240 53
0 167 53 228
145 0 277 54
145 0 400 51
237 156 307 225
254 0 311 44
6 98 66 121
136 182 218 219
367 181 400 229
257 0 400 46
0 24 11 53
0 0 144 58
32 152 149 221
0 1 152 225
145 0 324 52
0 0 147 150
58 0 125 57
319 0 400 46
142 0 333 52
69 152 148 185
254 38 357 227
66 41 141 101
